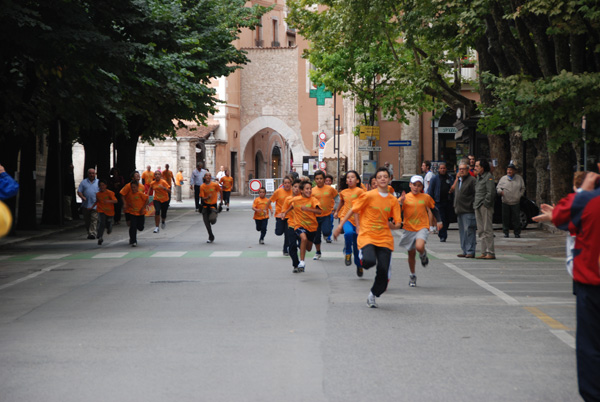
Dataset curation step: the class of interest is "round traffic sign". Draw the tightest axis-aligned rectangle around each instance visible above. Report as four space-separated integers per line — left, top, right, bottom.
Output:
249 179 262 192
319 161 327 170
319 132 327 141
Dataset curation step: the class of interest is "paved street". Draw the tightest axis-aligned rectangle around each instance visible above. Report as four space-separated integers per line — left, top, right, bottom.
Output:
0 198 578 401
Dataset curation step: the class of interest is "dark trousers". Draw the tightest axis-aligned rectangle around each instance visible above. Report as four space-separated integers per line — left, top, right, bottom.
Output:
202 204 216 241
361 244 392 297
255 218 268 240
502 202 521 235
97 213 113 239
574 281 600 402
194 185 201 210
286 226 299 268
153 200 169 220
314 215 333 245
129 215 145 244
223 191 231 205
275 218 289 253
437 201 451 240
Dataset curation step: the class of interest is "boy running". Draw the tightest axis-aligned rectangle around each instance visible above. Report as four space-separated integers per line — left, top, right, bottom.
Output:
333 167 402 308
280 179 302 272
311 170 338 260
324 174 336 243
282 181 321 272
398 175 443 287
219 169 234 211
122 180 149 247
200 172 222 243
149 170 171 233
270 177 293 255
93 180 118 246
252 187 272 244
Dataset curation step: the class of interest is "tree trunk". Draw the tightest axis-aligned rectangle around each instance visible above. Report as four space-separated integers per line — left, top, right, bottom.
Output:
549 141 575 204
509 131 523 170
17 134 37 229
115 133 139 182
42 122 61 225
488 133 510 181
525 140 537 200
534 133 550 205
96 131 112 182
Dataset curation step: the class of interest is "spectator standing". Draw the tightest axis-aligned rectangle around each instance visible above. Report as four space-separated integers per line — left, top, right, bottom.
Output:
421 160 434 193
175 168 184 202
290 167 299 180
468 155 476 177
474 158 496 259
216 166 226 181
497 163 525 238
77 168 99 239
190 162 208 212
453 161 477 258
427 162 454 242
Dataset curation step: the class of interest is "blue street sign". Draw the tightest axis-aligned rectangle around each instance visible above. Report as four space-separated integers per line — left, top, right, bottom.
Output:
319 141 326 149
388 140 412 147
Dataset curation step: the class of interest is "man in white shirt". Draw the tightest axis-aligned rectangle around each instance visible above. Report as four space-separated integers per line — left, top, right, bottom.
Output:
422 160 433 193
216 166 226 181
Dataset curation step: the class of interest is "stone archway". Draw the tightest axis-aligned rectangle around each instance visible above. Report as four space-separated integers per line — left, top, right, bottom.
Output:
240 116 308 194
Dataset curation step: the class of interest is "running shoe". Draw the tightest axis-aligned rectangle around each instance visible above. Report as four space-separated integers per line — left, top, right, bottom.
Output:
367 293 378 308
419 252 429 268
131 242 137 247
161 221 166 229
345 254 351 266
313 252 321 260
293 266 299 273
259 239 264 245
409 274 417 287
326 238 332 243
356 265 363 277
97 238 103 246
107 226 112 235
298 261 305 272
283 251 289 256
153 227 159 233
87 234 95 240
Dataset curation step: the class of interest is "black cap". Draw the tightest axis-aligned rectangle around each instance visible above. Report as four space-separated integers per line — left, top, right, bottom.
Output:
507 163 516 169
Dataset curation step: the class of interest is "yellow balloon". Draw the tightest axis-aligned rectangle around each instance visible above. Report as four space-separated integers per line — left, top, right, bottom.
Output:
0 201 13 238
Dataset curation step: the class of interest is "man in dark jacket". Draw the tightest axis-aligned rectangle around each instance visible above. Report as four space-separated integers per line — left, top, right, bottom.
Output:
453 160 476 257
427 162 454 242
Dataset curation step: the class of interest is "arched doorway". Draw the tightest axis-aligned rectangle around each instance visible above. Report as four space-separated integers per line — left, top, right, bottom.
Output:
271 146 281 178
255 151 264 178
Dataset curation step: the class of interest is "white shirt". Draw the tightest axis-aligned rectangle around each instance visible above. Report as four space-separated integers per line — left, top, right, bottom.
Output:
424 171 434 193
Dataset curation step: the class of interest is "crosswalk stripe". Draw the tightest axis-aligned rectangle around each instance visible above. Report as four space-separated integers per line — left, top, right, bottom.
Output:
152 251 187 258
92 252 129 259
210 251 242 257
33 254 70 260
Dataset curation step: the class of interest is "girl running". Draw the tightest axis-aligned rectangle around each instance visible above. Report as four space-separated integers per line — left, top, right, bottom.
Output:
333 167 402 308
200 172 222 243
149 170 171 233
252 187 272 244
311 170 338 260
282 181 321 272
280 179 302 272
335 170 365 276
398 175 442 287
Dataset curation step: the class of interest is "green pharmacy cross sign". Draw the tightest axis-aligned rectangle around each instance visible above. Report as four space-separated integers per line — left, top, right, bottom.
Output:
309 84 333 105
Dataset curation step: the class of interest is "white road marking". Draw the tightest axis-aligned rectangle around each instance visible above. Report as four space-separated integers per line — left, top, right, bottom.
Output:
444 263 520 305
210 251 242 257
151 251 187 258
0 262 69 291
92 252 129 259
33 254 70 260
550 330 575 349
0 255 12 261
267 251 286 257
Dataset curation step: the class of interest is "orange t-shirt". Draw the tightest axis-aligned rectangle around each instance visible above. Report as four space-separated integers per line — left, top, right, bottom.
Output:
338 187 365 225
387 185 395 194
141 170 154 185
175 172 184 186
289 195 321 232
252 196 272 220
282 195 296 228
120 183 144 214
161 169 174 186
401 192 435 232
220 176 234 192
200 182 221 205
95 190 116 216
270 187 293 215
124 191 148 216
352 190 401 250
149 179 171 202
360 183 367 190
311 184 338 217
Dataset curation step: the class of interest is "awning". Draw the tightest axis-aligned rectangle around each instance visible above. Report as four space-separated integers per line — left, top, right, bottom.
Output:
323 134 348 159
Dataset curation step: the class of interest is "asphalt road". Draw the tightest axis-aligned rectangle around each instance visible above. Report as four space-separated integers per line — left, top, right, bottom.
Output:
0 198 578 401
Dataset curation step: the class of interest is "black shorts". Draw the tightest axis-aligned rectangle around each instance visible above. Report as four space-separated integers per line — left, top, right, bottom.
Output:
295 227 316 243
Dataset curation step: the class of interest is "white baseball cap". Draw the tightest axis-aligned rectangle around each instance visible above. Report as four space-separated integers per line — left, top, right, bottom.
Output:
410 175 424 184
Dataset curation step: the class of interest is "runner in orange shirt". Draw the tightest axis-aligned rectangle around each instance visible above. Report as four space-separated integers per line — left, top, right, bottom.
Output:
120 171 142 227
280 179 302 272
270 176 293 255
200 172 222 243
311 170 338 260
219 169 234 211
335 171 365 276
281 181 321 272
122 180 149 247
398 175 443 287
252 187 272 244
93 180 117 246
334 167 402 308
141 165 153 190
148 170 171 233
324 174 336 243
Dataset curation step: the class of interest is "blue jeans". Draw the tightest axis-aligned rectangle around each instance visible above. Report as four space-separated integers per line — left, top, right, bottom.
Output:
314 215 333 245
343 221 360 266
457 212 477 255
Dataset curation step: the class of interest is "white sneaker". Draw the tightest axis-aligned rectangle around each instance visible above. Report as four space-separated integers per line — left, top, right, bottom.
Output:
409 274 417 287
367 292 378 308
313 252 321 260
298 261 306 272
153 227 159 233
